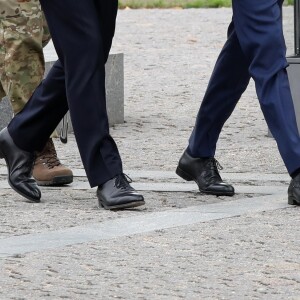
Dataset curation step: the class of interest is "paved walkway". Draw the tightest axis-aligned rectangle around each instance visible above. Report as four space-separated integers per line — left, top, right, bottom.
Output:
0 7 300 299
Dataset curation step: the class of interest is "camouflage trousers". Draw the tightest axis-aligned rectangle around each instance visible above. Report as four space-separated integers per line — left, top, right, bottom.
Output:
0 0 50 114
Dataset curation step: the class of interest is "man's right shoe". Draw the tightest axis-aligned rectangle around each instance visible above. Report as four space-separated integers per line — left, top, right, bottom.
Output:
97 173 145 210
176 150 234 196
288 173 300 205
0 128 41 202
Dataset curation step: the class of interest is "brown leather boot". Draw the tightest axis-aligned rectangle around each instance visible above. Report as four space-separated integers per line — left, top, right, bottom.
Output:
33 139 73 186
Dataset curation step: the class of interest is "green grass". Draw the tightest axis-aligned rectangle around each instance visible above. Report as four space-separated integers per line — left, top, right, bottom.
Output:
118 0 293 9
118 0 231 8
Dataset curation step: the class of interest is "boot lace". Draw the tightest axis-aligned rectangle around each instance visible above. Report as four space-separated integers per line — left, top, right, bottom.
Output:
35 140 61 169
114 173 133 190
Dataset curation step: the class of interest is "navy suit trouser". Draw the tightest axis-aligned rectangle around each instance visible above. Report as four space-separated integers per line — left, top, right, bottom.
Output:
188 0 300 175
7 0 123 187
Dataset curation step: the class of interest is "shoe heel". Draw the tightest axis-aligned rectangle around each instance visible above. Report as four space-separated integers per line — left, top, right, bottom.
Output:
288 197 294 205
176 167 193 181
97 196 107 209
288 196 299 205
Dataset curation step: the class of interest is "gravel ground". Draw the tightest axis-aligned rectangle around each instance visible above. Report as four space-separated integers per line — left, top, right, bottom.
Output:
0 7 299 300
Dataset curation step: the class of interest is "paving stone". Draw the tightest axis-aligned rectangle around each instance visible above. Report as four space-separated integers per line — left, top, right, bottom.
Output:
0 97 13 131
0 193 288 258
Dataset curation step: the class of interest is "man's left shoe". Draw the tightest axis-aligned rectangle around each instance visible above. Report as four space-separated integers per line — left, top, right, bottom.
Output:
97 174 145 210
176 150 234 196
288 173 300 205
33 139 73 186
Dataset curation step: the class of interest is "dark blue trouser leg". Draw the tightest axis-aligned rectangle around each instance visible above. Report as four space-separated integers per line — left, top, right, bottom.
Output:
8 0 122 187
189 0 300 175
233 0 300 175
188 22 251 157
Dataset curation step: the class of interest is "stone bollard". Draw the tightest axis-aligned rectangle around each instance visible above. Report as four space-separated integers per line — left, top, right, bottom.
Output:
0 53 124 132
268 56 300 137
0 96 13 131
286 56 300 134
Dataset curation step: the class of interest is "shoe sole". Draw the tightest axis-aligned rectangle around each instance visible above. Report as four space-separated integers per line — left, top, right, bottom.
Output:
8 179 41 203
176 166 235 197
98 199 145 210
35 175 73 186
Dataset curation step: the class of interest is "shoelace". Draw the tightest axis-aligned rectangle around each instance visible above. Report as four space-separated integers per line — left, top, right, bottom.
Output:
35 140 61 169
204 158 223 183
40 154 61 169
114 173 133 189
207 158 223 171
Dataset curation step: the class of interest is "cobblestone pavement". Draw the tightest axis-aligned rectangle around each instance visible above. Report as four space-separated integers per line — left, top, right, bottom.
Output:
1 208 300 299
0 7 300 300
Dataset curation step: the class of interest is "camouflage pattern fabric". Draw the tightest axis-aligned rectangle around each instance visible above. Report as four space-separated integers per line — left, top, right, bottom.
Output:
0 0 51 114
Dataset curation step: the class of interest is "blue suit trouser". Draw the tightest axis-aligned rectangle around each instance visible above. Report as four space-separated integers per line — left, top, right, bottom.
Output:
188 0 300 175
7 0 123 187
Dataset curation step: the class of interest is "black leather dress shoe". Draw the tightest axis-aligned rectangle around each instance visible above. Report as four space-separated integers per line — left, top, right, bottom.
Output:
288 174 300 205
0 128 41 202
176 150 234 196
97 173 145 210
